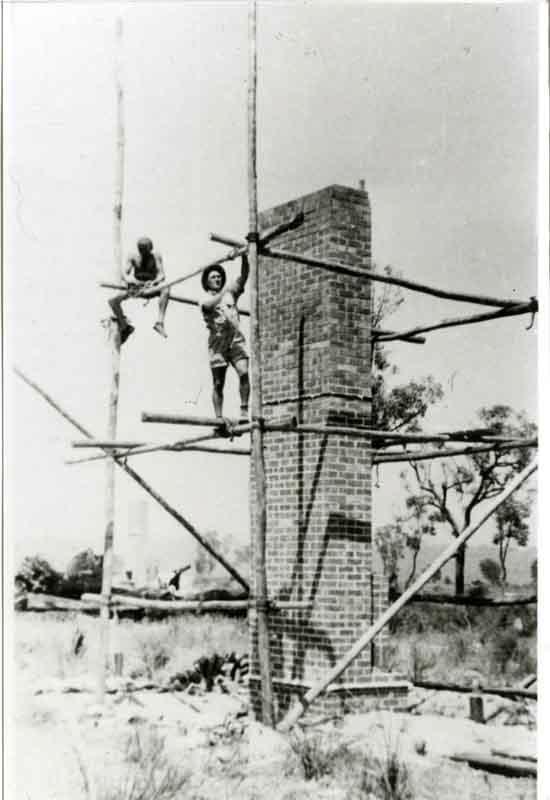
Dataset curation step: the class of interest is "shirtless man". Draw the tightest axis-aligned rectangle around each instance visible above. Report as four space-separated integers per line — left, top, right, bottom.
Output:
109 237 170 344
201 253 250 421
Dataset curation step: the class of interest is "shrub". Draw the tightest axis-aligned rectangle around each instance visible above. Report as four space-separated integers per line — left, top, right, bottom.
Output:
15 555 62 595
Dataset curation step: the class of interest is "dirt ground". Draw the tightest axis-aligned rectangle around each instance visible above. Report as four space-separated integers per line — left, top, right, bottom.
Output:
11 670 537 800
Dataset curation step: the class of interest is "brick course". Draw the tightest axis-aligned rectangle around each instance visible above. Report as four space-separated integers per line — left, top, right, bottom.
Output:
249 185 405 721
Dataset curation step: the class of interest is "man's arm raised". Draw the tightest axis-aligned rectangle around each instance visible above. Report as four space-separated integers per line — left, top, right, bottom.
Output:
240 253 250 287
230 253 249 299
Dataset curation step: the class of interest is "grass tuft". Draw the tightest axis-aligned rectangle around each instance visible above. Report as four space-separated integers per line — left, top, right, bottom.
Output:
99 727 190 800
289 730 354 781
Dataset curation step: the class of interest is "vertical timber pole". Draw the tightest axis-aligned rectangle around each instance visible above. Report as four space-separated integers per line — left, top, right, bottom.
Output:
248 0 274 726
97 16 124 704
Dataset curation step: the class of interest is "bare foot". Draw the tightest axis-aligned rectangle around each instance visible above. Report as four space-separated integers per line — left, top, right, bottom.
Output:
120 323 135 344
153 322 168 338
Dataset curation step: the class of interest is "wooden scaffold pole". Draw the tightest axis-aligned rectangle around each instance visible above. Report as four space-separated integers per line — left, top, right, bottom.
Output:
248 0 274 726
98 17 124 703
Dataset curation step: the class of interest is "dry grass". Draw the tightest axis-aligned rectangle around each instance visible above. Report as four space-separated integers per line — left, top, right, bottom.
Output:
289 730 355 781
15 612 248 684
385 627 536 687
98 727 190 800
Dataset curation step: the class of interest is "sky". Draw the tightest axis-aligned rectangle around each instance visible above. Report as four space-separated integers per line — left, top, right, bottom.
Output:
4 1 542 577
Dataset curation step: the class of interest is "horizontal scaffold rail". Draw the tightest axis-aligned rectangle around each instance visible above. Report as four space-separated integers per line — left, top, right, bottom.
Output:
70 438 535 465
140 413 534 447
73 439 148 449
100 282 252 316
141 412 297 430
70 439 251 455
100 287 251 317
67 426 252 465
373 300 538 343
374 440 537 464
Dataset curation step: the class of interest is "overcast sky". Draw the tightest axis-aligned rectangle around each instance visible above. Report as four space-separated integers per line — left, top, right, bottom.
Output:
4 1 541 575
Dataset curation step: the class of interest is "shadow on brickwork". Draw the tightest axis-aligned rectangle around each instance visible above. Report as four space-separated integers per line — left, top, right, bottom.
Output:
270 316 372 695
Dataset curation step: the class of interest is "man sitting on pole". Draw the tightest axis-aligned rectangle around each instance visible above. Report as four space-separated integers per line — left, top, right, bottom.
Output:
109 237 170 344
201 252 250 423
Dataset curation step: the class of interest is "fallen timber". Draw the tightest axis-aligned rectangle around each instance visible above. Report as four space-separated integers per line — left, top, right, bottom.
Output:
14 367 250 592
82 593 312 612
408 592 536 607
450 752 536 779
277 458 537 731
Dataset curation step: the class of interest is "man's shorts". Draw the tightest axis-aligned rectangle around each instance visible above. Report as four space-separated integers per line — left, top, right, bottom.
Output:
209 333 249 369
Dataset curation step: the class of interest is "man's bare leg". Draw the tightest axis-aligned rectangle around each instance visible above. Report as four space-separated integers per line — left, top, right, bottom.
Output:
212 366 227 418
153 288 170 338
234 358 250 421
108 293 134 343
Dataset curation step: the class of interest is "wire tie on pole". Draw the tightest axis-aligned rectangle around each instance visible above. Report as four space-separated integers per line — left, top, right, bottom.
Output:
525 298 537 331
246 231 260 244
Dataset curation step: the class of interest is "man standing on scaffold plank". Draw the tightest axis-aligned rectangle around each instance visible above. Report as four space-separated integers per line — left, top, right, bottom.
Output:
109 236 170 344
201 251 250 423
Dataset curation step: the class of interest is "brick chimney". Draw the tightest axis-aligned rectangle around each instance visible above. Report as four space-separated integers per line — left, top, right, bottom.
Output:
249 185 407 720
